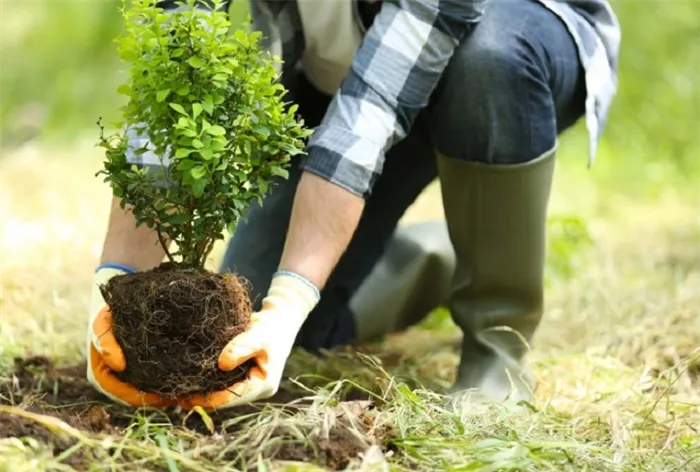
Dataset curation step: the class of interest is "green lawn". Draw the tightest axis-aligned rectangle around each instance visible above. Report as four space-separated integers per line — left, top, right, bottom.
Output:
0 133 698 471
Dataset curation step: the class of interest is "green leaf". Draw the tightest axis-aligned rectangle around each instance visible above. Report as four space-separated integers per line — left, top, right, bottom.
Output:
188 56 205 69
258 178 268 194
175 148 194 158
192 103 203 120
280 142 305 156
191 139 204 149
253 125 270 139
117 84 132 96
177 85 190 96
192 178 206 198
156 89 170 102
177 136 193 146
167 214 190 225
169 103 187 115
200 148 214 160
176 159 196 170
190 166 207 179
202 96 214 114
207 125 226 136
171 48 185 58
270 166 289 179
211 139 225 152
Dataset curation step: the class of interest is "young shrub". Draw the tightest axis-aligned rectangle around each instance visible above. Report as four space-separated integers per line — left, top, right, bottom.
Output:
95 0 311 398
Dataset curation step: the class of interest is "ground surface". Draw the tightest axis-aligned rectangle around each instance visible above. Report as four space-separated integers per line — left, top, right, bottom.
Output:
1 138 699 471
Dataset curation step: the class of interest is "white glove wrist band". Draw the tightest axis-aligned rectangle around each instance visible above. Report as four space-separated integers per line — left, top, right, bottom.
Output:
268 270 320 318
90 264 135 314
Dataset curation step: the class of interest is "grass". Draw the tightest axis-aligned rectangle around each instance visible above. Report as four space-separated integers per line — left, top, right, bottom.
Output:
0 132 698 471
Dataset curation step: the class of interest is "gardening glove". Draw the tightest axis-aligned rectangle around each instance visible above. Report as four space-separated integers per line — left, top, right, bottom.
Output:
178 271 319 410
86 264 177 408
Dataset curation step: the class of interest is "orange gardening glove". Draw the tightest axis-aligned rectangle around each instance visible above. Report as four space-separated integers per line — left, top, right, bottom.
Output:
86 265 176 408
178 271 320 411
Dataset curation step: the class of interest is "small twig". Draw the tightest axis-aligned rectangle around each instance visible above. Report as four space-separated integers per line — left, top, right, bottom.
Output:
199 231 217 269
149 203 175 262
156 226 175 263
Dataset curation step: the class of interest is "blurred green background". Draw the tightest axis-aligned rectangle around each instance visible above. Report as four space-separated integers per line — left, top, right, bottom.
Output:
1 0 699 195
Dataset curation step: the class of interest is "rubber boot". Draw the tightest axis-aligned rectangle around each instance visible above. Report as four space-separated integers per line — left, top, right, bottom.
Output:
437 147 556 404
349 220 456 343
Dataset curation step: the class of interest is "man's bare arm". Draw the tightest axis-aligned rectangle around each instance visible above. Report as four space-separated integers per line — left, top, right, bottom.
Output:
278 171 365 290
100 196 166 271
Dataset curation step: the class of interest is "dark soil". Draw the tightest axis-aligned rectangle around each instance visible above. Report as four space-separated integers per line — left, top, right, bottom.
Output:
0 356 297 436
0 355 384 470
274 425 372 470
100 262 255 398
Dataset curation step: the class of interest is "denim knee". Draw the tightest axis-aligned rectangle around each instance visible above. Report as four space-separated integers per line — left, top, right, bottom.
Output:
429 1 581 165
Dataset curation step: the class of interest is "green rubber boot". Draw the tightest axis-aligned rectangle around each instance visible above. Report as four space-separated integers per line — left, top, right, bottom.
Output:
350 220 456 344
437 147 556 403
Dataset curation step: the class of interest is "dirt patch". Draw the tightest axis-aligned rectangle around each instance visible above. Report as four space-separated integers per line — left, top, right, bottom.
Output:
0 411 72 445
100 262 255 398
275 426 370 469
272 400 382 469
1 356 131 435
0 356 300 435
1 356 392 470
0 411 94 470
211 401 382 469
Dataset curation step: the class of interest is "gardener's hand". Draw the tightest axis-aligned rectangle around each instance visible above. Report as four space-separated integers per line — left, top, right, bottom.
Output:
178 271 319 410
87 265 176 408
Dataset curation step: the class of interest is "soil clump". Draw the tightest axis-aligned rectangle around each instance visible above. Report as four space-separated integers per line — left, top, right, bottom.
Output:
99 262 255 398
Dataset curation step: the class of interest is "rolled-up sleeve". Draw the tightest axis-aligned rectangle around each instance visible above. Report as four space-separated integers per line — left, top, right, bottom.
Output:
301 0 486 199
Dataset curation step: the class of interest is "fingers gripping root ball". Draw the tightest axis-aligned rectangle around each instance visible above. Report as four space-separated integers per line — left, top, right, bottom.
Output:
99 263 255 399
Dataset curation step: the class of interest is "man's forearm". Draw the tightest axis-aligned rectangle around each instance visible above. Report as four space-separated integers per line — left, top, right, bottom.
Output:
278 171 365 290
100 197 167 271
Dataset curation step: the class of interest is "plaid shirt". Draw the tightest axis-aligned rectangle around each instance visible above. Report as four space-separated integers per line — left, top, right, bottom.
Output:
135 0 620 199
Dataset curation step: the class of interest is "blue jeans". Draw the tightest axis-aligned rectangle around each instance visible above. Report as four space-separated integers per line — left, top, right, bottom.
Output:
220 0 586 352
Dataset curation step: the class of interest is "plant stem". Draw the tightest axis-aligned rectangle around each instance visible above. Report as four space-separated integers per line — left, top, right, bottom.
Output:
156 227 175 263
184 196 196 267
149 202 175 263
200 234 217 269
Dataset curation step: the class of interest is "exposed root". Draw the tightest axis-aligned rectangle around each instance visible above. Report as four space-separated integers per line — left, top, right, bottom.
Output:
100 262 254 398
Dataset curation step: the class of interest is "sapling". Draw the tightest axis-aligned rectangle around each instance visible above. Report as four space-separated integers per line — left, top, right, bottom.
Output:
96 0 311 398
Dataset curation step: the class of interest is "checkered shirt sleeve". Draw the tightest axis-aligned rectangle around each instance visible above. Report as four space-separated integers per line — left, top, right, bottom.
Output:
300 0 486 199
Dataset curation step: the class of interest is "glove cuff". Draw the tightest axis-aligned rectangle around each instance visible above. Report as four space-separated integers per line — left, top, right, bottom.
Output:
267 270 320 320
96 263 137 275
91 264 135 315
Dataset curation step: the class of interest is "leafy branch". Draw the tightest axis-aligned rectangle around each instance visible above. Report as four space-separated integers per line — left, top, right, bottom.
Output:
97 0 312 269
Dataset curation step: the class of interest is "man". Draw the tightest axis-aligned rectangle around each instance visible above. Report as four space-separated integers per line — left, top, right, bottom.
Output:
87 0 621 409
